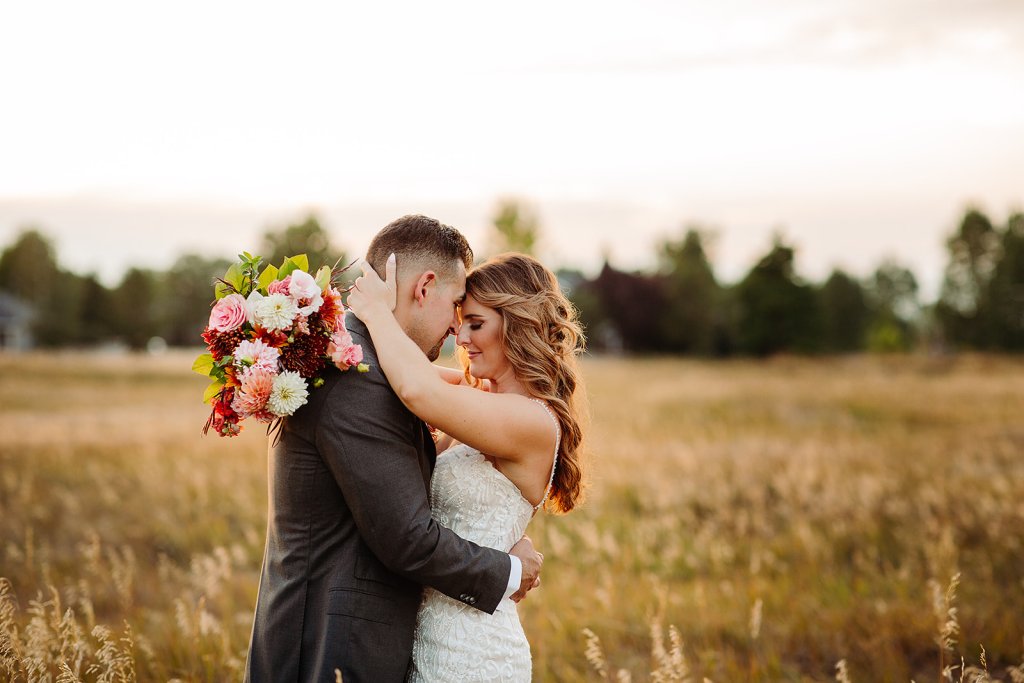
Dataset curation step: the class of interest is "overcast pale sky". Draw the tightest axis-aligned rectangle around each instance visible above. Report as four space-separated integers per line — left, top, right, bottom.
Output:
1 0 1022 297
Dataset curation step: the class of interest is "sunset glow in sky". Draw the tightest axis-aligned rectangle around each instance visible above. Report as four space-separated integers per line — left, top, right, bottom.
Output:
1 0 1022 296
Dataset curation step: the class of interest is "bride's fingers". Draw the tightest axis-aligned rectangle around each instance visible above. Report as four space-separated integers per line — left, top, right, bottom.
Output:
350 258 397 313
358 258 383 283
357 258 372 278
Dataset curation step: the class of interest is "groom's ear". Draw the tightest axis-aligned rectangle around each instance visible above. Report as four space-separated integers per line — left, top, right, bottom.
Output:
412 271 437 306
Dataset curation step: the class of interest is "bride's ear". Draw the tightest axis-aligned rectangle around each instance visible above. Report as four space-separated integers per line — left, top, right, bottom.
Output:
413 271 437 306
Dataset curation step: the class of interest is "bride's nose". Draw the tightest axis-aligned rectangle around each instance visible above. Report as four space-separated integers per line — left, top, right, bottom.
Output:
456 323 470 346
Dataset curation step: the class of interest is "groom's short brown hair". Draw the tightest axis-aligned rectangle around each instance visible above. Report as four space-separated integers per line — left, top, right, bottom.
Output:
367 214 473 282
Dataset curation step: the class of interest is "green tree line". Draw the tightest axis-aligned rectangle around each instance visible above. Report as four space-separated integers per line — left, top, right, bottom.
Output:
562 207 1024 355
0 216 346 350
1 205 1021 354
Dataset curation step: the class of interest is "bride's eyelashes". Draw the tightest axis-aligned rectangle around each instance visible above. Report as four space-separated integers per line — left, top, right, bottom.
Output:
468 323 483 331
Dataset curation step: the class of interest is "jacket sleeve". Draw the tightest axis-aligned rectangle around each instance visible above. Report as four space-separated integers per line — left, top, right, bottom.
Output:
315 366 511 614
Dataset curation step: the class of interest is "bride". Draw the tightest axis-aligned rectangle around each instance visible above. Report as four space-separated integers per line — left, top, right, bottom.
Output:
347 251 587 682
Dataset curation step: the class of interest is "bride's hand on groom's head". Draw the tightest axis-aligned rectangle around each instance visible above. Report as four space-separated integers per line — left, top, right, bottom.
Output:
349 254 398 319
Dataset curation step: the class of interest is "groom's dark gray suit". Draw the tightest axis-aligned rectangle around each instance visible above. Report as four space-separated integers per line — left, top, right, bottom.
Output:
245 317 511 683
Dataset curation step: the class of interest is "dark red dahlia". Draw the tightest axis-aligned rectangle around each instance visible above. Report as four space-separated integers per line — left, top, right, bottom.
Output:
202 327 246 360
279 332 330 378
305 311 326 335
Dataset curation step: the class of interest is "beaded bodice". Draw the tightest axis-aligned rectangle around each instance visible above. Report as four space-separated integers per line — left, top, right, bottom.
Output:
429 445 534 552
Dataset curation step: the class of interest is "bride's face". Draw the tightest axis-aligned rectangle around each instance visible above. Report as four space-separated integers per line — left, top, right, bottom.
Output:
456 294 509 381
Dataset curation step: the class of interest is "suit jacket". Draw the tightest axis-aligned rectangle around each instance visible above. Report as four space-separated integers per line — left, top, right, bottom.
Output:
245 317 511 683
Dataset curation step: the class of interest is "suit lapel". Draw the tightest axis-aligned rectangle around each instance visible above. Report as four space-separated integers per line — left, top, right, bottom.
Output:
420 422 438 493
348 314 437 488
424 423 438 467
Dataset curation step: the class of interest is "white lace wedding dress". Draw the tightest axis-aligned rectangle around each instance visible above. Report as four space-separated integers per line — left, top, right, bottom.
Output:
407 400 559 683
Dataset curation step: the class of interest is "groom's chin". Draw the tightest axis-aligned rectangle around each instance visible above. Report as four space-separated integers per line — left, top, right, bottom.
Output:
426 338 447 362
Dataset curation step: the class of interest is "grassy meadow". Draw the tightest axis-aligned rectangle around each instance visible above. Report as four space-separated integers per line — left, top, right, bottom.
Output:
1 351 1023 681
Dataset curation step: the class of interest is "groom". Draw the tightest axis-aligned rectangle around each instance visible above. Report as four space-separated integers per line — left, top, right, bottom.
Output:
245 215 543 682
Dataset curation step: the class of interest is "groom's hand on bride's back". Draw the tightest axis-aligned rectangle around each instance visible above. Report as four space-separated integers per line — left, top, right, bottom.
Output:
509 535 543 603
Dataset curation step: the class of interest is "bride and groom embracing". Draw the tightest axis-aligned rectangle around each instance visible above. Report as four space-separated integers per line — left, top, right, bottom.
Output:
244 214 587 682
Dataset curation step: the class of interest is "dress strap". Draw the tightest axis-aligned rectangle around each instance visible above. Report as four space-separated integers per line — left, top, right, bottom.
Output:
530 398 561 510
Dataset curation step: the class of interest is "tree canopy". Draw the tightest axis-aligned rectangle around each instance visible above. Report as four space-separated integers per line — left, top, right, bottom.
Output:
2 205 1022 355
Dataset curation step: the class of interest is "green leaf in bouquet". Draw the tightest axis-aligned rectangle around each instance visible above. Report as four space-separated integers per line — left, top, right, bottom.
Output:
210 355 233 382
228 262 246 287
192 353 214 377
258 264 279 292
215 262 246 298
278 254 309 279
203 379 225 405
314 265 332 290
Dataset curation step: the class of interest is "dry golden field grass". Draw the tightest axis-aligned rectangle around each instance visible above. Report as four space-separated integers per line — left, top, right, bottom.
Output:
1 351 1023 682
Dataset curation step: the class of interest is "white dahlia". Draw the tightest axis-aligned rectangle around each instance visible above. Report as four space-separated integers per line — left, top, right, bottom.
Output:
268 370 308 416
254 293 299 331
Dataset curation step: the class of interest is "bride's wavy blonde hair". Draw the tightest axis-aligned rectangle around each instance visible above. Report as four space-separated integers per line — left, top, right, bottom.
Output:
457 253 588 514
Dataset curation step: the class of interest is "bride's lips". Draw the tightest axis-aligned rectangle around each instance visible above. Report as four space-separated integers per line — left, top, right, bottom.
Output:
466 351 480 359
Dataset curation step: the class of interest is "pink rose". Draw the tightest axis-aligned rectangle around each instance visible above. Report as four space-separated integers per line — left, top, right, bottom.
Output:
328 329 364 370
209 293 248 332
267 275 292 296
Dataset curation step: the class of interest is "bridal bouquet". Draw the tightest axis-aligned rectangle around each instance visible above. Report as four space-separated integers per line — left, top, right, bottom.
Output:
193 252 368 437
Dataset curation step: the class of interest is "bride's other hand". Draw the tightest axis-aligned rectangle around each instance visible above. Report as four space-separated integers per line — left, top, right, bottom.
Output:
348 253 397 321
509 535 543 603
